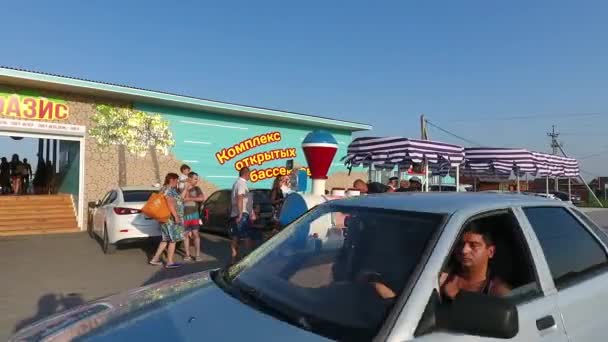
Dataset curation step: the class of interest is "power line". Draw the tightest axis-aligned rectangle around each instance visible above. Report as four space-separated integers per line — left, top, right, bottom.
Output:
441 112 608 123
577 149 608 160
425 120 483 146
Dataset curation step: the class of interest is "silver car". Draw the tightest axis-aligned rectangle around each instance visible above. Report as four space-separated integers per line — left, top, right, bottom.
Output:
11 193 608 341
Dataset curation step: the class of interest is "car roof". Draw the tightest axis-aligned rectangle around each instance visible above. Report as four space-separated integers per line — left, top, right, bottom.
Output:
329 192 565 214
120 186 159 191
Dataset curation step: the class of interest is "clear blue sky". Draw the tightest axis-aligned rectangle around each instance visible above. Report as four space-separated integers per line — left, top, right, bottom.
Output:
2 0 608 179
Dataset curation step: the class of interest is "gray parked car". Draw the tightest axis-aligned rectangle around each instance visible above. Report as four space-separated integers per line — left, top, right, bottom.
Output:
10 193 608 341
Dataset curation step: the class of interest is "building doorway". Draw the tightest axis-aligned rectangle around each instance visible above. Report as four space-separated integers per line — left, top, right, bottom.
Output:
0 120 86 230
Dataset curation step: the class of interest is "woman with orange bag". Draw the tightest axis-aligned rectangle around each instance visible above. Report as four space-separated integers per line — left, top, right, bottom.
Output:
149 173 185 268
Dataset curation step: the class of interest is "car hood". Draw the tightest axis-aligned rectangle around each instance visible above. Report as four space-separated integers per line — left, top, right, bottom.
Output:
10 271 329 342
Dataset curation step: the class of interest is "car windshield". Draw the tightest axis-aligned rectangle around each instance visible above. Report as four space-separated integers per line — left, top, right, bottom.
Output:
217 203 445 340
122 190 155 202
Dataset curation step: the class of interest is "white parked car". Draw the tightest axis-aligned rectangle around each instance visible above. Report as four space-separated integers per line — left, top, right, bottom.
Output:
87 186 161 254
13 193 608 341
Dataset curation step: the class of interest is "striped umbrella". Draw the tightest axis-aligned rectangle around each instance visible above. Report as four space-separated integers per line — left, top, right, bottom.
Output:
343 137 465 171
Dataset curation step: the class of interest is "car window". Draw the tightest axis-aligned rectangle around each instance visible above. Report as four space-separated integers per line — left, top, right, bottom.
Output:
122 190 154 202
206 191 222 204
569 208 608 249
218 191 231 205
103 191 117 205
99 191 111 205
523 207 608 289
227 205 445 341
415 211 541 337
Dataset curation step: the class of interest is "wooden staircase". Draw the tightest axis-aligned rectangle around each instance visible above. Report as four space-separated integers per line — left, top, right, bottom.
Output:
0 194 80 236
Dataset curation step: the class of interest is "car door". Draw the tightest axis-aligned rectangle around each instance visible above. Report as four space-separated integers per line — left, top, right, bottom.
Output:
212 190 232 232
408 208 568 342
521 206 608 342
203 191 225 232
93 191 111 234
94 191 117 233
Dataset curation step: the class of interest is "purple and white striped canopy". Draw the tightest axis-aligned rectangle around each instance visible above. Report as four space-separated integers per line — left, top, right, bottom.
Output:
463 147 579 177
531 151 580 177
343 137 465 171
463 148 537 176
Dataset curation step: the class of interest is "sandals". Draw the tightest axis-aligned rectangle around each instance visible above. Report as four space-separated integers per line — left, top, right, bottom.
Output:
149 260 163 266
165 263 182 269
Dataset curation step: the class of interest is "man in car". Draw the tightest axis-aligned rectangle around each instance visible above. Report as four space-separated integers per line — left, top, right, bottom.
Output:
439 223 511 299
364 222 511 300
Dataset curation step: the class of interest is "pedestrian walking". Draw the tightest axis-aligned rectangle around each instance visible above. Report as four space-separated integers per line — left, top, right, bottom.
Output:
270 175 290 222
9 154 23 195
22 158 32 193
0 157 10 194
229 167 253 264
149 173 185 268
181 172 205 262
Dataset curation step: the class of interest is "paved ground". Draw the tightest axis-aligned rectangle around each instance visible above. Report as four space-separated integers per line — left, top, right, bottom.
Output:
0 232 231 340
2 208 607 340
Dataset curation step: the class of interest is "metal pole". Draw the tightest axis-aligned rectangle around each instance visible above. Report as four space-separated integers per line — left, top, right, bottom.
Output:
556 143 602 207
438 174 442 192
516 173 520 193
555 177 559 192
546 176 549 195
568 178 571 199
424 160 429 192
456 166 460 192
45 139 50 163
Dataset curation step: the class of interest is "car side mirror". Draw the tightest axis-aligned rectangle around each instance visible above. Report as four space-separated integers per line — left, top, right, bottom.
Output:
436 291 518 339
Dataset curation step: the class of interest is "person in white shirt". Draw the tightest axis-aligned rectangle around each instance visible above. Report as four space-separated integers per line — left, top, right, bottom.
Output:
178 164 191 192
229 166 253 264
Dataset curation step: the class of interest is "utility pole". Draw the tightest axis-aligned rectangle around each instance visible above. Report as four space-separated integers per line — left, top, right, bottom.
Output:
547 125 560 155
547 125 561 192
420 114 429 191
420 114 428 140
554 133 603 207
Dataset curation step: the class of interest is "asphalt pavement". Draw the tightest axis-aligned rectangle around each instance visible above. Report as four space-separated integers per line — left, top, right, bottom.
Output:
0 232 231 341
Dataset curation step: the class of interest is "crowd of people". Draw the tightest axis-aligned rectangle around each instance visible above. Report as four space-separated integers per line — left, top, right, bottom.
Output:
148 164 292 268
148 164 206 268
352 176 423 194
0 154 38 195
0 153 59 195
147 166 431 268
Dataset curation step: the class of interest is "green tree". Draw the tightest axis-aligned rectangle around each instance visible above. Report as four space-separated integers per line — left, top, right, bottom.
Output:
89 105 174 186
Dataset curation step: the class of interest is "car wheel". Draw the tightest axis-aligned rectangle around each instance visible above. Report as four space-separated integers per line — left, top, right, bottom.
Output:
102 224 116 254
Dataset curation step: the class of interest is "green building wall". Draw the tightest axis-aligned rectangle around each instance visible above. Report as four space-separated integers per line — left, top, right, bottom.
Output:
135 103 356 190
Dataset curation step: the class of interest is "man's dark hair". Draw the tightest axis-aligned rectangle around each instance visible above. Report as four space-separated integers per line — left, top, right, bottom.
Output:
239 167 250 177
188 172 198 178
180 164 191 172
353 179 366 187
389 177 398 182
463 221 494 246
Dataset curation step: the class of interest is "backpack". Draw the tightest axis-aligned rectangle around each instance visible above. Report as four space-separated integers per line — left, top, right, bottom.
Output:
141 192 171 223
